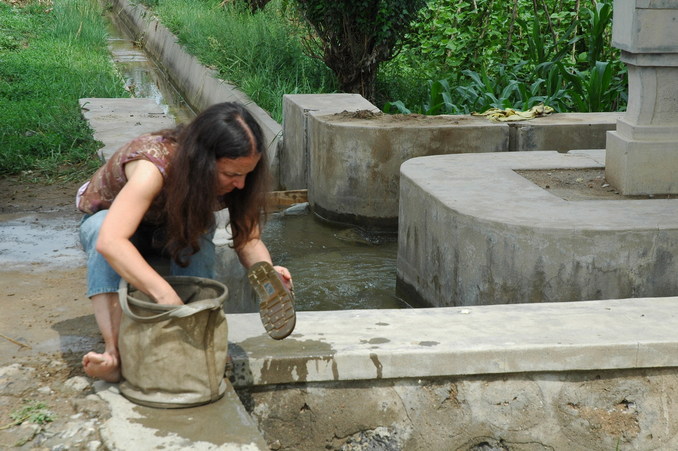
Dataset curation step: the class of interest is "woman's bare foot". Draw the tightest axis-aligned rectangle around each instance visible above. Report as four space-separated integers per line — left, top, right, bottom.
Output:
82 351 121 383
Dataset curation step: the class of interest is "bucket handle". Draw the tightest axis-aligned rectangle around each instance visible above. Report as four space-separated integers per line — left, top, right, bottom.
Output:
118 279 225 323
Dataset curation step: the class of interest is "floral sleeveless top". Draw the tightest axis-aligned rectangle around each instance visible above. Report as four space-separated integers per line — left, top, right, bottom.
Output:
76 133 175 224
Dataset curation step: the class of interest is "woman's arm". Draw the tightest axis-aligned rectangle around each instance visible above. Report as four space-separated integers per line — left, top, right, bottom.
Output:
95 159 183 305
236 233 293 290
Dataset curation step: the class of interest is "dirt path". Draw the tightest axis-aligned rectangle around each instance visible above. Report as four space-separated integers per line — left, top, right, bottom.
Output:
0 176 109 449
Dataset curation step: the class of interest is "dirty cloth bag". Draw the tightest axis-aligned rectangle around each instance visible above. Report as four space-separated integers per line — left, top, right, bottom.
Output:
118 276 229 408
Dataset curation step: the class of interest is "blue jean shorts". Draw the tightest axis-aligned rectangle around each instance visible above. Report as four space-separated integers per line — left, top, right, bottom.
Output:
79 210 216 298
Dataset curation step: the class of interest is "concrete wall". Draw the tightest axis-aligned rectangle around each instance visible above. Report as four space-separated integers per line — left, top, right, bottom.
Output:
308 113 508 230
280 94 380 190
509 112 621 152
242 368 678 451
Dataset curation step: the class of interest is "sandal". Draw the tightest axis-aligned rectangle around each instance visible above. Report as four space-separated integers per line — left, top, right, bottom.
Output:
247 261 296 340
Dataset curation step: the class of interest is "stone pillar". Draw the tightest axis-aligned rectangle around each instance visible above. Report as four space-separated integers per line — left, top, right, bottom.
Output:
605 0 678 195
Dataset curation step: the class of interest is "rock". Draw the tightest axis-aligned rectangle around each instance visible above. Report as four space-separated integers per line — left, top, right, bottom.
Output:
283 202 309 216
71 396 110 419
37 386 53 395
341 426 403 451
0 364 37 395
63 376 90 393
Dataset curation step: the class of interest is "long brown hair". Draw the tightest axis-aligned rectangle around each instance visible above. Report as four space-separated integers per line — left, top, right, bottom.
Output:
162 102 269 267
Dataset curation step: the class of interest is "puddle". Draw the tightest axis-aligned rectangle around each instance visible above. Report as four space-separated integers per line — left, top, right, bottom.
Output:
0 214 85 268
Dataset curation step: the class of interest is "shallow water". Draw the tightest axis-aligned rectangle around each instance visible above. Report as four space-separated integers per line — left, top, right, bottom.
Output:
262 211 410 311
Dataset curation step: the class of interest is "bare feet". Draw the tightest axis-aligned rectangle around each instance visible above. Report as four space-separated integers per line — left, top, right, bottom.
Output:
82 351 121 383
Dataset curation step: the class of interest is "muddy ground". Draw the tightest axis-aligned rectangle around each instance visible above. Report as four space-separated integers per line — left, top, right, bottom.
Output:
0 175 108 449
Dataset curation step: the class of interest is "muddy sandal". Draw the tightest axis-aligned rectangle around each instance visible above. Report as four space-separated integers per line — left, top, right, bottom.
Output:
247 261 296 340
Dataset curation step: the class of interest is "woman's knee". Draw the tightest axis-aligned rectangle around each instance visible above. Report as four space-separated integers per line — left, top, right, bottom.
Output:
79 210 108 252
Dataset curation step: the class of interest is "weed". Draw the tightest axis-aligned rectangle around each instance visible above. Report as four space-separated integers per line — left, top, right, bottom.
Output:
148 0 335 122
0 400 55 430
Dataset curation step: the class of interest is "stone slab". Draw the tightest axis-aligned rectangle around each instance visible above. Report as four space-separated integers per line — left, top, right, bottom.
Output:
613 0 678 53
509 112 621 151
606 130 678 194
226 296 678 386
95 380 268 450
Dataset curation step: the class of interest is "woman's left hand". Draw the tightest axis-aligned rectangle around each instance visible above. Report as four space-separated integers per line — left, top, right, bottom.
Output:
274 265 293 292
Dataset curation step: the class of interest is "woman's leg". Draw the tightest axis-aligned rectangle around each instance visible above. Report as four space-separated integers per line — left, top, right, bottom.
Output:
169 227 217 279
83 292 121 382
79 211 124 382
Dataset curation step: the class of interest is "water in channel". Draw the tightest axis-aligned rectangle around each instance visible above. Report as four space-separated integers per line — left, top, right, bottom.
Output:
105 15 411 311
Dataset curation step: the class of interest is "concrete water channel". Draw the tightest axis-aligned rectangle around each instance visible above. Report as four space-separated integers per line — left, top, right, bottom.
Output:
105 14 408 312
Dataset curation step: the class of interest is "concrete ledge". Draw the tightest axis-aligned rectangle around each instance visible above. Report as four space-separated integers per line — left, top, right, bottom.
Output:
227 296 678 387
397 149 678 307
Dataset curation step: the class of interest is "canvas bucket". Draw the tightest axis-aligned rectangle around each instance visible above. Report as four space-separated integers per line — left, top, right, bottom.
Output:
118 276 229 409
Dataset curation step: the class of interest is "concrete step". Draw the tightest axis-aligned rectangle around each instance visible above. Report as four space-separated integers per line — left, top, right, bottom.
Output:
95 379 269 450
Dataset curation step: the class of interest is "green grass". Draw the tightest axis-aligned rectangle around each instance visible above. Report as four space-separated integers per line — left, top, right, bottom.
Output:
0 0 128 179
145 0 337 122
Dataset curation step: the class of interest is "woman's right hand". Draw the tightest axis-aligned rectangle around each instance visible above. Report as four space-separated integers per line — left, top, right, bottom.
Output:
154 290 184 305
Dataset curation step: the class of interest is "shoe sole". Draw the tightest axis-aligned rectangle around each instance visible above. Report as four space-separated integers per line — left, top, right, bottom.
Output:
247 261 296 340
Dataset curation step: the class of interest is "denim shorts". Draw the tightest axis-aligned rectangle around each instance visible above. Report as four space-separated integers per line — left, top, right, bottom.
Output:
79 210 216 298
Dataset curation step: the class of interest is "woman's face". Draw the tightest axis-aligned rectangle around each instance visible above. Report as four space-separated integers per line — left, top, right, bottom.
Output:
215 153 261 195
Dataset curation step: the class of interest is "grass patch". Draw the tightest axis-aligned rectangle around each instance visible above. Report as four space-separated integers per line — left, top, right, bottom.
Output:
146 0 337 122
0 0 128 179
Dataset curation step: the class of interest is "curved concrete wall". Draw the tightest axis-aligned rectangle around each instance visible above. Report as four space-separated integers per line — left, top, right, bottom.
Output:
397 149 678 307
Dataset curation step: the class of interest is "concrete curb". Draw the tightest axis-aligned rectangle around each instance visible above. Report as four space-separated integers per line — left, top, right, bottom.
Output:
95 381 268 450
227 297 678 386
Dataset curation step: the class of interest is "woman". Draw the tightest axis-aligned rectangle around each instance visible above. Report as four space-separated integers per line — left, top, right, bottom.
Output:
77 102 291 382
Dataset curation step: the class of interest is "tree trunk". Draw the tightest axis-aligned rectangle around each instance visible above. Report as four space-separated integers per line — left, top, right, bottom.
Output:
337 64 378 102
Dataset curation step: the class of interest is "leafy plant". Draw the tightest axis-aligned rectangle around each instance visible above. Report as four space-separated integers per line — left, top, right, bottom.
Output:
382 0 626 115
1 400 55 430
